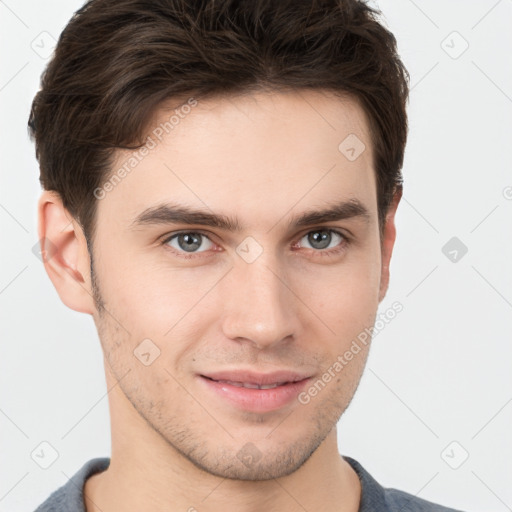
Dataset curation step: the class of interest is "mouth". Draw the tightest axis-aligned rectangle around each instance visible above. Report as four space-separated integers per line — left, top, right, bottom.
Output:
202 377 291 390
198 370 312 412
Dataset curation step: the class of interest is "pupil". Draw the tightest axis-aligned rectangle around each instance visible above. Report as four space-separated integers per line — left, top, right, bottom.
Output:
179 233 201 252
308 230 330 250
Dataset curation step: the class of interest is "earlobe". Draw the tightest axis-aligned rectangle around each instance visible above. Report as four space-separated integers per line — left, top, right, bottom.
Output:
378 187 402 303
37 190 96 315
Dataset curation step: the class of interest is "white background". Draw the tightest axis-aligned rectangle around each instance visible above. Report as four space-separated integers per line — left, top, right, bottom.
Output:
1 1 511 511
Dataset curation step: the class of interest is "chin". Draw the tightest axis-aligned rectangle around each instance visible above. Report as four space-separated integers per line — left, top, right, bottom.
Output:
178 433 325 481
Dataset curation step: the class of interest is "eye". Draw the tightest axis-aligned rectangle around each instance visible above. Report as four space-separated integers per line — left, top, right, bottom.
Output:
163 231 214 254
161 228 349 260
297 229 348 253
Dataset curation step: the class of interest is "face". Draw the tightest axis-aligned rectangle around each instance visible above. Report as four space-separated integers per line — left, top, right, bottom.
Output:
85 90 395 480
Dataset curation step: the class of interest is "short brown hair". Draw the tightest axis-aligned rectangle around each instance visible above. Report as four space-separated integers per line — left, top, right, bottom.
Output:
28 0 409 243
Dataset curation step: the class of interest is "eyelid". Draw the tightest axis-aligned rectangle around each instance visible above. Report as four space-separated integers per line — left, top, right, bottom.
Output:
295 226 351 242
161 228 216 243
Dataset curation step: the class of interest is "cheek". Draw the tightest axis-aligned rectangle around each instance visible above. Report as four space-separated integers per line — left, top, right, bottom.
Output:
96 252 227 344
95 229 381 346
293 250 381 336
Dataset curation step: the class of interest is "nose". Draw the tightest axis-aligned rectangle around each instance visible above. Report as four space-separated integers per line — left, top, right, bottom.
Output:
219 252 300 350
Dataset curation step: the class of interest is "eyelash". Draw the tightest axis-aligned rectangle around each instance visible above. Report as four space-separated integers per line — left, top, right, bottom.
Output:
160 229 351 260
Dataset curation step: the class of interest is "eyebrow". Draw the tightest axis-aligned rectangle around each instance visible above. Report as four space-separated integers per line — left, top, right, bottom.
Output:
129 198 371 232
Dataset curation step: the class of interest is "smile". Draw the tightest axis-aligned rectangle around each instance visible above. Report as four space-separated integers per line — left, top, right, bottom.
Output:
198 371 312 413
204 377 289 390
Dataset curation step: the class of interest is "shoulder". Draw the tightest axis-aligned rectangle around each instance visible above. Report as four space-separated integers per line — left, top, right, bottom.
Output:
343 455 465 512
383 487 464 511
34 457 110 512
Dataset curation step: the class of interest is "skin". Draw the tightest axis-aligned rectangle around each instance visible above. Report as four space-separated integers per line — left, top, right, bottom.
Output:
38 89 400 512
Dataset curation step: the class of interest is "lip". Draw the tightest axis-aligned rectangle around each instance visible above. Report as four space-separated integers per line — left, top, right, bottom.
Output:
198 370 312 413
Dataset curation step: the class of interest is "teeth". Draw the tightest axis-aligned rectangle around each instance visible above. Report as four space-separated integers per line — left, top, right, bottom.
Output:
236 381 260 389
259 383 282 389
217 380 286 389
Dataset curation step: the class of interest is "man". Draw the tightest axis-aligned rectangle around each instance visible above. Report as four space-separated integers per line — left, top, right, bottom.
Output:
29 0 464 510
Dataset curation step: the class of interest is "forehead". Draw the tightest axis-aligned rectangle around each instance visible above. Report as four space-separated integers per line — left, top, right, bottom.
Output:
98 89 377 231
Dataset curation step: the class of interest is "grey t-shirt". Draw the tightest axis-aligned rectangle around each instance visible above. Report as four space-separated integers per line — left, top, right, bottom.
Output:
34 456 465 511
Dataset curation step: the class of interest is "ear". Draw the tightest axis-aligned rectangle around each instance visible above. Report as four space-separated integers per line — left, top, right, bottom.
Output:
378 187 402 303
36 190 96 315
